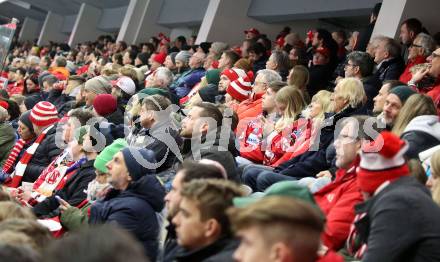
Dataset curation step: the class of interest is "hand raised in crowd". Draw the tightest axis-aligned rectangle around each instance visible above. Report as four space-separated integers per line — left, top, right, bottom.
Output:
56 196 72 213
410 65 431 84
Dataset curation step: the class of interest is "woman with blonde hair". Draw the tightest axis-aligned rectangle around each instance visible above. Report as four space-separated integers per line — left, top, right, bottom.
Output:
273 90 332 166
392 94 439 159
427 149 440 205
262 86 307 166
392 94 437 135
331 77 366 114
303 90 332 121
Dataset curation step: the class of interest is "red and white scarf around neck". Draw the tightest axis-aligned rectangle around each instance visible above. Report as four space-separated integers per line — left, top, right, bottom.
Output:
4 125 55 188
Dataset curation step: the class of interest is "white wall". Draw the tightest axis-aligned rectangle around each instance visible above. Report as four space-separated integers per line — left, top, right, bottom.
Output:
38 11 68 45
18 17 42 42
62 15 77 34
68 3 105 46
98 5 128 32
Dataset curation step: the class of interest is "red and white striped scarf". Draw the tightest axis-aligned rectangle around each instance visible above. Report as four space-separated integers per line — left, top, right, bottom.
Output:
4 125 55 188
2 138 26 174
346 212 368 259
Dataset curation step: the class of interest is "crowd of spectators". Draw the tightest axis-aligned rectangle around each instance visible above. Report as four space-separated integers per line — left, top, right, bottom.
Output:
0 2 440 261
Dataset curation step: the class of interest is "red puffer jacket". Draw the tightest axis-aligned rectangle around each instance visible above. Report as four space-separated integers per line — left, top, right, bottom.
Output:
314 157 363 251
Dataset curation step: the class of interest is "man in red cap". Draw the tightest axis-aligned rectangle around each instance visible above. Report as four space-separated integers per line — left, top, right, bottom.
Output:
347 131 440 261
244 28 260 40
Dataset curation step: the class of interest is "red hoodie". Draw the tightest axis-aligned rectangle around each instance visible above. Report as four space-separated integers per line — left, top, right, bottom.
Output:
314 157 363 251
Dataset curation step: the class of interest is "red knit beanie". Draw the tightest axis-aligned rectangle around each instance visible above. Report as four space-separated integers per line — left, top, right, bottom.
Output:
357 131 410 195
93 94 117 116
153 52 167 64
226 76 252 102
0 100 9 109
29 101 59 127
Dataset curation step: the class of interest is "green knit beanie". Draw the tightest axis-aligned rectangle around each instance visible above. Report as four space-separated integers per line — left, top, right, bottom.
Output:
93 138 128 173
389 85 417 104
206 69 221 85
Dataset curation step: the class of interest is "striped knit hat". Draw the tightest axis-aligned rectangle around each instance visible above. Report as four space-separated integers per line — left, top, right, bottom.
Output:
226 76 252 102
221 67 248 82
357 131 409 194
29 101 59 127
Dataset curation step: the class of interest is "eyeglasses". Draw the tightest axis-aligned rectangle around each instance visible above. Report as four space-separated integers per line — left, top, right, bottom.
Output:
410 43 423 48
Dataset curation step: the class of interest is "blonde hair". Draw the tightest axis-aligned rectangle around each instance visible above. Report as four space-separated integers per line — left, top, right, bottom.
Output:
275 86 306 130
0 218 52 252
335 77 366 109
287 65 309 89
392 94 437 136
101 63 122 76
118 66 138 83
310 90 332 120
0 202 35 223
431 150 440 205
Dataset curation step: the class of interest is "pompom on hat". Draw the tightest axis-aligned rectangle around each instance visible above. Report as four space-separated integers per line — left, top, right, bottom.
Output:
357 131 410 195
0 100 9 109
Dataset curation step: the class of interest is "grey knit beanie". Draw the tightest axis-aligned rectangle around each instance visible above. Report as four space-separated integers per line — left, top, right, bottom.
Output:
175 51 192 65
84 76 112 95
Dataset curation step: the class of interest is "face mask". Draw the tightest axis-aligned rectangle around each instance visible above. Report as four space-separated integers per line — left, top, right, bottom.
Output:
87 179 110 202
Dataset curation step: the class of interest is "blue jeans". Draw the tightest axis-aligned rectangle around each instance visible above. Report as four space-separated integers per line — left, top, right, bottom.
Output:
242 165 295 192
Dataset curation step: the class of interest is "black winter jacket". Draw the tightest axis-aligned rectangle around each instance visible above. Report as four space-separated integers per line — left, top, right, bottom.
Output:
174 237 239 262
22 124 63 183
354 176 440 262
89 175 165 261
33 159 96 217
129 125 183 173
24 91 45 110
181 128 239 182
374 57 405 82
